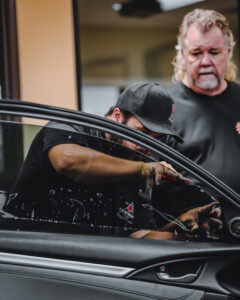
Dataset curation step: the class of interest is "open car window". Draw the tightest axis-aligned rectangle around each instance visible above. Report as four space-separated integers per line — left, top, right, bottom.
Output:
0 110 239 244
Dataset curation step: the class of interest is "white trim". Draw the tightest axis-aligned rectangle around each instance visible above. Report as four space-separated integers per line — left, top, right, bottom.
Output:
0 252 134 278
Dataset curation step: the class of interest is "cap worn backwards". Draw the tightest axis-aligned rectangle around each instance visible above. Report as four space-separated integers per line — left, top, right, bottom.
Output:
116 82 183 143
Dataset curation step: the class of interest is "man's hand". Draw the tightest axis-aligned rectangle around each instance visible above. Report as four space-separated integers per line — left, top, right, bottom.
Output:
140 161 185 186
130 202 223 241
176 202 222 235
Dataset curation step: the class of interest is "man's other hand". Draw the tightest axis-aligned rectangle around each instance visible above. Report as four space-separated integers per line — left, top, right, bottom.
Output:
177 202 222 235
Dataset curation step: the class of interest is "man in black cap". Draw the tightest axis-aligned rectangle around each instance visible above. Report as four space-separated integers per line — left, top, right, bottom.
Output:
4 82 186 236
105 82 182 154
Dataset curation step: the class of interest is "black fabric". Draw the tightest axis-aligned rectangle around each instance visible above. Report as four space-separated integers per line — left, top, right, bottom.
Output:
166 81 240 194
3 122 160 236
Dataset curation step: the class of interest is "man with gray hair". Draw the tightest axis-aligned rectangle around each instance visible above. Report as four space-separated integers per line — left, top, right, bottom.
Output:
167 8 240 194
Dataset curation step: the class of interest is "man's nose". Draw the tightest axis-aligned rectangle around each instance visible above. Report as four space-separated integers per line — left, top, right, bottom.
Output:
200 53 211 65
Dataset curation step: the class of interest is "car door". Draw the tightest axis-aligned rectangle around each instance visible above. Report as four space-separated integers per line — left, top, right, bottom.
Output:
0 99 239 300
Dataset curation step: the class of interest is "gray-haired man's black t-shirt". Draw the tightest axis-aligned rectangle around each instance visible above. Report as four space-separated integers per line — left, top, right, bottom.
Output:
167 81 240 194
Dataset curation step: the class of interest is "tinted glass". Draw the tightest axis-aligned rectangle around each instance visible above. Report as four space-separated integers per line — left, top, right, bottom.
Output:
0 116 238 243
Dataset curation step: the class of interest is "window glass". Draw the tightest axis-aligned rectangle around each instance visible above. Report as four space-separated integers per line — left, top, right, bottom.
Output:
0 116 238 243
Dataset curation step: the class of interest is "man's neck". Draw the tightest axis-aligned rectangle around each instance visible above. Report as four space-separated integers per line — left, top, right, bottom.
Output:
182 77 228 96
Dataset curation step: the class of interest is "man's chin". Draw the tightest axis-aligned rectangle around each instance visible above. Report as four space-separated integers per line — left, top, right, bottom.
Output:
194 77 219 91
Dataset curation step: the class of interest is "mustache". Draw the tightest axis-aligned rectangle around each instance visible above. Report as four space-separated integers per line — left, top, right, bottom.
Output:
198 67 216 75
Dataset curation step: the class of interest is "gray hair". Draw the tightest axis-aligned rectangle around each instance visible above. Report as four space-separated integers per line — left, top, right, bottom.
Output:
173 9 237 82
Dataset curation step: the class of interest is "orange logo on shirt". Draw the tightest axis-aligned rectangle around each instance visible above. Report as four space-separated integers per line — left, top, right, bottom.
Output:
236 122 240 134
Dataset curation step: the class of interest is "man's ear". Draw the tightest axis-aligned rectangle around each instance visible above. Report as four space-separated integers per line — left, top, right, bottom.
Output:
227 47 232 60
112 108 125 123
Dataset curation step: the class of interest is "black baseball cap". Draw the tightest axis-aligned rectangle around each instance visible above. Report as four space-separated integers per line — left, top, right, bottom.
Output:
116 82 183 143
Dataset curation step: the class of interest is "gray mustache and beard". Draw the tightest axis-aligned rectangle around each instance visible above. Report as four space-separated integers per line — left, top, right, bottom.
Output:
194 67 220 90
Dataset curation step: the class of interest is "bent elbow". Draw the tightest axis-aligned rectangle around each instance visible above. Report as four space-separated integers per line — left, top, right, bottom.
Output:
53 155 74 175
48 144 89 182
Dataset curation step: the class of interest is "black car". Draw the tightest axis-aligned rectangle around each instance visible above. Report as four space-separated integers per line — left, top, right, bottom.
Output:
0 99 239 300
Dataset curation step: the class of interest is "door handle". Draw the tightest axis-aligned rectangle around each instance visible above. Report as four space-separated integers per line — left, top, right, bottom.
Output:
157 272 197 283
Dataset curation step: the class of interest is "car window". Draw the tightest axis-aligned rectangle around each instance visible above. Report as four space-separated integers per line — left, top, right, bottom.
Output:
0 115 239 243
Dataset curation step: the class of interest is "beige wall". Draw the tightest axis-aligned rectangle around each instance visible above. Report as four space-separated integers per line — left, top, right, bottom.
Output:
16 0 77 109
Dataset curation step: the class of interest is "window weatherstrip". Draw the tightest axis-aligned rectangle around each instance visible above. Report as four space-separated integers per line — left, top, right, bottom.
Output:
0 252 134 278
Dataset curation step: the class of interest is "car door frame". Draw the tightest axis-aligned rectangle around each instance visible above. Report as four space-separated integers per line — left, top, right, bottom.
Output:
0 99 239 300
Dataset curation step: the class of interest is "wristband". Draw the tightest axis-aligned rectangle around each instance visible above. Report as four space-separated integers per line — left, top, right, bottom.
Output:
140 162 147 178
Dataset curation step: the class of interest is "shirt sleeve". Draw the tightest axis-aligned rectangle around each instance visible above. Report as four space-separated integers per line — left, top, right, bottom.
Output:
42 122 90 153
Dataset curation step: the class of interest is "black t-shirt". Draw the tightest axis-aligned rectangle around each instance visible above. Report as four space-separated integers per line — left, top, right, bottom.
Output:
3 122 159 235
167 81 240 194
